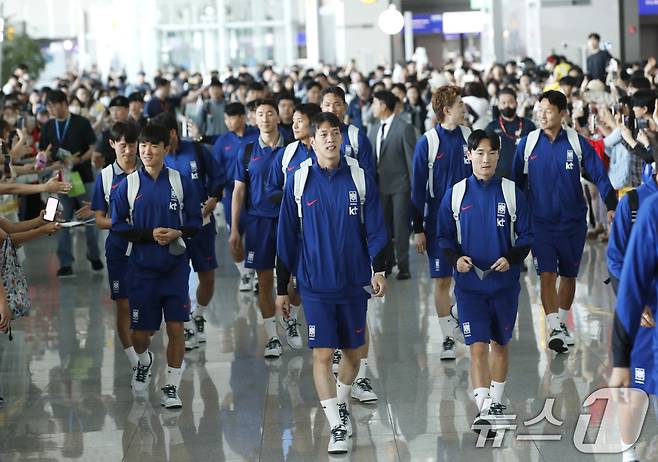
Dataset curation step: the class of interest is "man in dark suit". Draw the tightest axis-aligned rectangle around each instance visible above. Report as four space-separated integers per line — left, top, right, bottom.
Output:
368 90 417 279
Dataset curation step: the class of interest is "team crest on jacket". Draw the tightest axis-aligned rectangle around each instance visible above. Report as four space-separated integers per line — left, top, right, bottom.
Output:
463 145 471 164
169 188 179 211
497 202 506 215
190 160 199 180
496 202 506 227
348 190 358 216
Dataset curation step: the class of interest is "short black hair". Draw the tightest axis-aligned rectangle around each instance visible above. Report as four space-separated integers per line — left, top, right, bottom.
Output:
151 111 178 135
559 76 578 87
109 95 129 108
225 102 246 116
320 86 346 103
588 32 601 41
391 83 406 94
248 82 265 92
127 92 144 103
306 81 322 92
139 122 170 146
294 103 321 121
276 92 296 104
538 90 568 112
209 78 222 88
154 77 170 89
373 90 398 112
109 121 139 143
497 87 517 99
46 90 67 105
310 112 341 137
254 98 279 113
631 90 656 114
630 76 651 91
467 129 501 152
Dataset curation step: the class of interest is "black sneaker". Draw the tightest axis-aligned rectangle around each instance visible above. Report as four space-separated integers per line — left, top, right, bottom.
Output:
57 267 74 278
396 270 411 280
89 259 104 271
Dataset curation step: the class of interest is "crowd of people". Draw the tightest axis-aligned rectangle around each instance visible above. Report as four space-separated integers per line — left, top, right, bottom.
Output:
0 31 656 457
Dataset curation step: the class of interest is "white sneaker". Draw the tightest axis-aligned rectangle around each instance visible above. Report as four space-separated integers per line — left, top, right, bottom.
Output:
264 337 283 359
548 328 569 354
184 328 199 350
253 272 259 294
440 336 457 360
472 411 497 439
351 377 378 403
285 318 303 350
239 271 252 292
131 351 153 393
328 425 349 454
193 316 206 343
160 384 182 409
561 323 575 346
338 402 353 437
332 350 342 376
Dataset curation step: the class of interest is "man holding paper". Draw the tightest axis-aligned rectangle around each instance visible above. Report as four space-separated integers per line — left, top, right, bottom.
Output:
437 129 533 437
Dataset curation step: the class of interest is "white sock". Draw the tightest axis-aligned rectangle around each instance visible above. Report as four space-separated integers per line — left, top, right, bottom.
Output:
336 381 351 405
137 350 151 366
194 302 208 318
124 346 138 368
320 398 341 429
473 387 490 412
622 445 638 462
356 358 368 379
558 308 569 324
290 304 300 320
546 312 561 331
166 366 183 389
439 315 452 339
489 380 506 404
263 316 278 339
235 260 248 276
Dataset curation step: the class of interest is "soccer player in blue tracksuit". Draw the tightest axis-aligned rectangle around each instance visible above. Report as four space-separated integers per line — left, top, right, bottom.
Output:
321 86 381 400
412 85 472 361
607 161 657 462
438 130 533 436
91 121 140 371
511 90 617 354
153 112 225 349
320 86 375 178
230 99 287 359
111 123 202 408
275 112 388 454
211 102 260 291
265 103 320 350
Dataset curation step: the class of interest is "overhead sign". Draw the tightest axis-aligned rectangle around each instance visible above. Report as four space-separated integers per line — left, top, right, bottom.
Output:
410 14 443 35
639 0 658 15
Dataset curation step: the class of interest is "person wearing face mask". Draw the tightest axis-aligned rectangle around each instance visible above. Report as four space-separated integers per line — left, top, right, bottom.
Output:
485 88 536 179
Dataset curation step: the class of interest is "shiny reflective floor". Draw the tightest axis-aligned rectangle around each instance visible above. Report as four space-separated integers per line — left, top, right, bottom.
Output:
1 228 657 461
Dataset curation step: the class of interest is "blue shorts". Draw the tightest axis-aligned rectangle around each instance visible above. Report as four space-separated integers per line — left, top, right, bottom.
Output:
244 215 277 270
454 284 520 346
107 256 131 300
302 296 368 349
532 224 587 278
129 263 191 331
630 327 655 394
188 223 218 273
222 194 246 235
428 253 453 279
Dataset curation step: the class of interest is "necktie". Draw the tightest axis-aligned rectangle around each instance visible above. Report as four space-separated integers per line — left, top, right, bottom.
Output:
378 122 387 162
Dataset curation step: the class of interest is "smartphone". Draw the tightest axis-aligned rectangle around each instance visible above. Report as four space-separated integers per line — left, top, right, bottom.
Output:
44 197 59 222
636 118 649 130
3 155 10 177
17 116 24 130
56 170 63 182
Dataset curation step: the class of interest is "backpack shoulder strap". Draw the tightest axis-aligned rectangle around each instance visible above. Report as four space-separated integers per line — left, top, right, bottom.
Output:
450 179 467 245
168 168 185 224
126 171 140 225
627 188 639 224
565 128 583 165
101 164 114 204
282 140 300 183
424 128 440 198
501 178 517 246
345 156 366 223
293 159 313 226
459 125 472 143
347 124 360 157
243 142 254 171
523 129 541 174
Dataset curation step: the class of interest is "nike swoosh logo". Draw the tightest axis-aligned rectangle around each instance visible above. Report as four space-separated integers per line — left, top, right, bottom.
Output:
252 156 262 161
530 154 538 160
224 146 232 151
355 328 364 334
135 194 143 200
436 153 445 160
111 183 119 189
306 199 318 206
461 204 473 211
287 166 296 171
